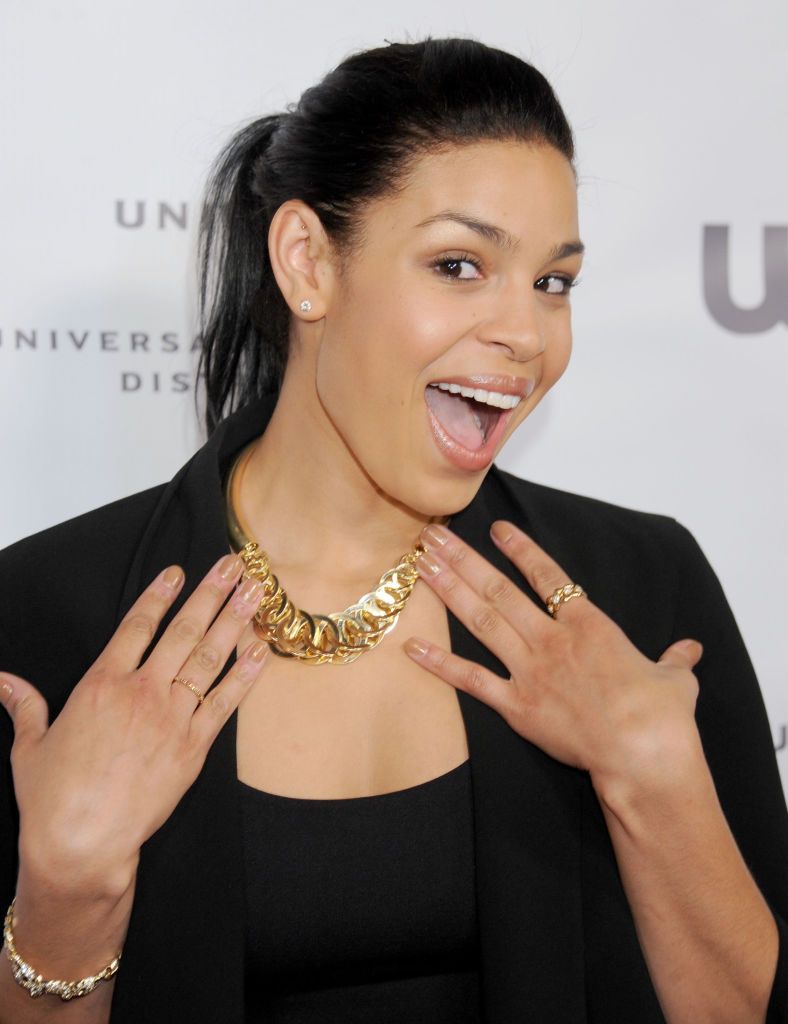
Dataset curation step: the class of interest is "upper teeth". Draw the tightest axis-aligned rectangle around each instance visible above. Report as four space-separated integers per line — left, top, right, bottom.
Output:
429 382 522 409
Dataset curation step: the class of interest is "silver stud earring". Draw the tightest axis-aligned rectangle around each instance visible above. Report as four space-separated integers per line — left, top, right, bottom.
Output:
299 299 312 313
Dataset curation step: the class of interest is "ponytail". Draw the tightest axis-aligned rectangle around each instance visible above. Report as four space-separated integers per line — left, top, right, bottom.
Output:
197 115 289 435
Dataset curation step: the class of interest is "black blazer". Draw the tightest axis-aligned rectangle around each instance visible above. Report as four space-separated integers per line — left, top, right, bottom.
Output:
1 392 787 1023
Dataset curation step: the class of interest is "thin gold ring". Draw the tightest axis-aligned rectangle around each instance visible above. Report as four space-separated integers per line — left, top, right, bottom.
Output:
546 582 586 619
171 676 205 705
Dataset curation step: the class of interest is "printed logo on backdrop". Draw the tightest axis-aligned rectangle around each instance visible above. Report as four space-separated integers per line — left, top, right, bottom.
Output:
0 330 200 394
703 226 788 332
776 724 786 756
115 200 190 230
0 200 199 393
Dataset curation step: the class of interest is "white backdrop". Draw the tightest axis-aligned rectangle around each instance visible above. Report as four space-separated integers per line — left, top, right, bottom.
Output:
1 0 786 791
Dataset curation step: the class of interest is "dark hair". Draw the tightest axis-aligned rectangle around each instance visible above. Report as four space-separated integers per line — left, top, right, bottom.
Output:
197 37 575 434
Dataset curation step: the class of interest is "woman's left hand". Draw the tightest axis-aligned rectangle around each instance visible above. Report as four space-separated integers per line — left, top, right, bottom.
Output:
404 520 705 792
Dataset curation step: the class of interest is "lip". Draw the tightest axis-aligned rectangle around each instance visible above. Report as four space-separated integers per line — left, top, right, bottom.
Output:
425 397 517 472
426 374 535 399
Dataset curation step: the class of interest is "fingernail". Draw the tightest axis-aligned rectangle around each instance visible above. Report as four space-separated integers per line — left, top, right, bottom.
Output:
421 524 448 548
404 637 429 658
0 680 13 700
416 551 441 576
218 554 243 580
249 641 268 662
237 579 264 603
162 566 184 589
490 521 513 545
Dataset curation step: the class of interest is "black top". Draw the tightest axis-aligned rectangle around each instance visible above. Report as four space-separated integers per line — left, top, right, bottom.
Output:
240 759 481 1023
1 391 787 1023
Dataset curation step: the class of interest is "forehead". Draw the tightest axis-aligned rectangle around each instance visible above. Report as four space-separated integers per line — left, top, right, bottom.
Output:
365 140 578 241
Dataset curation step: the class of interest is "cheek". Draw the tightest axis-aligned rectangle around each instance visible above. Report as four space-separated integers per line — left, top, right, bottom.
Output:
540 317 573 392
313 312 420 461
316 281 443 422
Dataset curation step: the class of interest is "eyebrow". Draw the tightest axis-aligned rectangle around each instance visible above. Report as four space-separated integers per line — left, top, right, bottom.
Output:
414 210 585 262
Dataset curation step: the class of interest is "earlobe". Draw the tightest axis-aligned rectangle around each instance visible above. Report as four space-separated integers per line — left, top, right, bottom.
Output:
267 201 332 320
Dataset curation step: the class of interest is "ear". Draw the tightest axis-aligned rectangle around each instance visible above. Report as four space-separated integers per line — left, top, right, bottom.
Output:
267 200 336 322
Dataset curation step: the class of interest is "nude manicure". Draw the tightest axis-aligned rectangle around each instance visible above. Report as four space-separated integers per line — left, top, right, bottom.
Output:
416 551 442 576
421 524 448 548
237 579 264 603
219 554 243 579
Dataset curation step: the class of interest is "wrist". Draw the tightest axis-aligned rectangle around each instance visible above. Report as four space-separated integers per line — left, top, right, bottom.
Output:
17 837 139 904
590 717 710 826
8 865 135 983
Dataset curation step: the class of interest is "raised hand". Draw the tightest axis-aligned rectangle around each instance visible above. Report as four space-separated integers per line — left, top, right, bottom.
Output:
0 553 268 901
404 521 704 792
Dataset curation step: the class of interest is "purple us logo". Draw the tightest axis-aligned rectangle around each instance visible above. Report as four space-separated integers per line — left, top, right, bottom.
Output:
703 226 788 332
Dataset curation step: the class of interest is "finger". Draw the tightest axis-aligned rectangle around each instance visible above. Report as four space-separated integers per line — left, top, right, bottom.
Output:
420 523 544 638
189 638 269 749
94 564 186 673
0 673 49 746
489 520 588 621
658 638 704 669
143 553 246 685
168 576 266 711
413 546 528 670
403 636 512 714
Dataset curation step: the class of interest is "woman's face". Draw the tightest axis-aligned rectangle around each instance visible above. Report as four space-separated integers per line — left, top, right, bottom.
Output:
314 139 583 516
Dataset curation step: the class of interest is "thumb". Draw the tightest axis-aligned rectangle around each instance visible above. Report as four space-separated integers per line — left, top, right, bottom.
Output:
658 638 704 670
0 673 49 743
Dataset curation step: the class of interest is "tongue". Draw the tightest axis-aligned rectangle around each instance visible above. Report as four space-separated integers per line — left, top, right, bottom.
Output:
424 387 486 451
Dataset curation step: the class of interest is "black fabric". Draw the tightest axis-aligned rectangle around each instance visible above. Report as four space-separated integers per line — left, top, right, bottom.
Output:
0 389 786 1023
240 758 480 1023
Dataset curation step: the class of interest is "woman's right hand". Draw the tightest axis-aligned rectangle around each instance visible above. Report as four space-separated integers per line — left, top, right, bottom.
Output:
0 553 268 901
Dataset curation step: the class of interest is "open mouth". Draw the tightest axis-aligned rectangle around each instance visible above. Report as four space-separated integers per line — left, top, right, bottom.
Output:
424 382 520 451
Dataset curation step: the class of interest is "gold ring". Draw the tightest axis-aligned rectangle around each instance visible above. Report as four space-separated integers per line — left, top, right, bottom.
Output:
546 582 586 618
171 676 205 705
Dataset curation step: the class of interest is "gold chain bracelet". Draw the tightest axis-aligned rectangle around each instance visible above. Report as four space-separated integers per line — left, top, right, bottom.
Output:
2 897 122 1000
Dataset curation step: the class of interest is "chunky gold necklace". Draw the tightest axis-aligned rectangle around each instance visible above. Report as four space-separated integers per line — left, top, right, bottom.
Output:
224 443 433 666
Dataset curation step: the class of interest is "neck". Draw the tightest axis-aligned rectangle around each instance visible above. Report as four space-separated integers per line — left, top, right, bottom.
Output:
231 372 436 591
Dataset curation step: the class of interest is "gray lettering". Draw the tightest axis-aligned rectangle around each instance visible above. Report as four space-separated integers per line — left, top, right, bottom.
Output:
161 332 178 352
130 332 150 352
15 330 36 350
158 202 187 230
68 331 89 350
703 225 788 332
115 200 145 229
121 372 142 391
100 332 119 352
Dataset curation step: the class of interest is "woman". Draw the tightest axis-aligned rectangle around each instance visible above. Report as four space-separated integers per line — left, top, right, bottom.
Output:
0 36 786 1024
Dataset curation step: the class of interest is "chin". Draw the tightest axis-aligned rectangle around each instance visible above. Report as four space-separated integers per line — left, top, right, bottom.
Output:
390 470 491 521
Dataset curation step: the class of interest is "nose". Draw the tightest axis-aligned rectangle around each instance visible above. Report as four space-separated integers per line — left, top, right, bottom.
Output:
475 285 547 363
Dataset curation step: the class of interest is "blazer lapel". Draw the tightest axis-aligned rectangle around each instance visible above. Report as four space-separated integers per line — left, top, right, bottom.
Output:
450 469 587 1023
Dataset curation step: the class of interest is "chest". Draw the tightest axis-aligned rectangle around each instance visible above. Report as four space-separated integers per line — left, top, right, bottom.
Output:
234 582 470 798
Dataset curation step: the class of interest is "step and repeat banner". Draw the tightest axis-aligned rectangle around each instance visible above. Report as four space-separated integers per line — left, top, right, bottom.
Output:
1 1 786 790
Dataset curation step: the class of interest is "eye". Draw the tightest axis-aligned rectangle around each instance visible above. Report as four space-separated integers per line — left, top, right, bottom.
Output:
431 253 483 281
536 274 581 296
